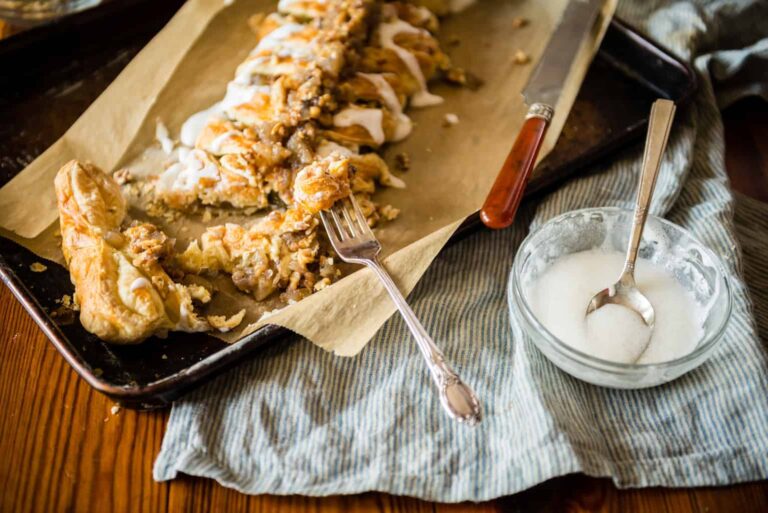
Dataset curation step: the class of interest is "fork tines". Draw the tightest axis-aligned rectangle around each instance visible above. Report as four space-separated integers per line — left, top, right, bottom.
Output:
321 195 375 245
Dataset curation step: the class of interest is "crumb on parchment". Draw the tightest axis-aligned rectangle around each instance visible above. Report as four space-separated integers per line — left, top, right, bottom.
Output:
30 262 47 273
514 50 530 64
379 204 400 221
207 309 246 333
394 152 411 172
443 113 460 127
445 67 467 86
512 17 528 28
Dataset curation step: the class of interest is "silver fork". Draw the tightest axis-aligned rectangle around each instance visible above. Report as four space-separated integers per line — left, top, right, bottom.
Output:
320 195 482 425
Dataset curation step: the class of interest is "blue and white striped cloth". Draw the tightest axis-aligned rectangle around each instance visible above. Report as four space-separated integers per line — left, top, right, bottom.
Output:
154 0 768 501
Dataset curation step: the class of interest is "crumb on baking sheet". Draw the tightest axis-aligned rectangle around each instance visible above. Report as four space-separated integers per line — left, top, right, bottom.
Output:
51 294 80 325
514 50 530 64
443 113 460 127
512 16 528 28
30 262 47 273
395 152 411 172
60 294 79 310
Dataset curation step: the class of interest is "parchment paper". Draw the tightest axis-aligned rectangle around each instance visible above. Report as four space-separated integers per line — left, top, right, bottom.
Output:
0 0 616 356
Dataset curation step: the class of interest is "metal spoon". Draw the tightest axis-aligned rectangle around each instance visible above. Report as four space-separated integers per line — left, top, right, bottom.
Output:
586 99 676 327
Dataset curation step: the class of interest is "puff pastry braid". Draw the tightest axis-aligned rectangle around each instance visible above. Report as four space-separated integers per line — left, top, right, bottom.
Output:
55 1 461 341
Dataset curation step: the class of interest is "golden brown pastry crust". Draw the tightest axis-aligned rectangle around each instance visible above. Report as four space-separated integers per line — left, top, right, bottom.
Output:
55 161 212 344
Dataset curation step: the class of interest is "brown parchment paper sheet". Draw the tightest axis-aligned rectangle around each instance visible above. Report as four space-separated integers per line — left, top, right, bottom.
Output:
0 0 616 356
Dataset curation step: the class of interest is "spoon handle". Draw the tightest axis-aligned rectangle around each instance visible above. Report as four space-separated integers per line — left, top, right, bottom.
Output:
622 99 676 280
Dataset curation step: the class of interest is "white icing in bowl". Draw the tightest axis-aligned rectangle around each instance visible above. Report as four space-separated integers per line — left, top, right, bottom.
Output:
509 207 733 389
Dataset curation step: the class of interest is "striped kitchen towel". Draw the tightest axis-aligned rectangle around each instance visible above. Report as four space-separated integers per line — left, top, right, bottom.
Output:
154 0 768 501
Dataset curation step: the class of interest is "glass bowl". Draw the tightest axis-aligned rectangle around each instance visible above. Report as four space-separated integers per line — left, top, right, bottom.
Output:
508 207 732 389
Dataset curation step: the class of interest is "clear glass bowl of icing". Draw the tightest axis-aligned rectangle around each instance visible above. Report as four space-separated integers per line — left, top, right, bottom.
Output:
509 207 733 389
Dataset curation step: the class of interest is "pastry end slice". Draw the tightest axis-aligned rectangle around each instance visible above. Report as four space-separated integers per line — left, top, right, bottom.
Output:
55 161 220 344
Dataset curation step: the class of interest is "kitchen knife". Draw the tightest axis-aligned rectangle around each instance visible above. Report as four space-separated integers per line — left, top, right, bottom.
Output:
480 0 605 229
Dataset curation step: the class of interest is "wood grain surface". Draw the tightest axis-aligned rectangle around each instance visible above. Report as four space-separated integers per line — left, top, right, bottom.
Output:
1 99 767 513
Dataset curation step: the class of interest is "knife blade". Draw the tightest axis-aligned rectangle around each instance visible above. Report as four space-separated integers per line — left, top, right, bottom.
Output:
480 0 604 229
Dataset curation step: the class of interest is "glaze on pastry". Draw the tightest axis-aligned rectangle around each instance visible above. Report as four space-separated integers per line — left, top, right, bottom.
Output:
56 0 460 342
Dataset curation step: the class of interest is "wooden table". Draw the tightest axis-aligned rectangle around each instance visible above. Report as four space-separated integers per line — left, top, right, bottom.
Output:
1 91 767 513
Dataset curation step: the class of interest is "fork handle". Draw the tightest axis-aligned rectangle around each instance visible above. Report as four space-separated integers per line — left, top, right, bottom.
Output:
365 257 482 425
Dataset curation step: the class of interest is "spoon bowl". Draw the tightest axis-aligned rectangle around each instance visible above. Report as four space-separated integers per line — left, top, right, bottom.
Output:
586 275 655 328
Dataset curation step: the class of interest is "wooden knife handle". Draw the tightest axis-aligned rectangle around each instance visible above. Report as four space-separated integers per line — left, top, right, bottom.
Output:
480 105 552 229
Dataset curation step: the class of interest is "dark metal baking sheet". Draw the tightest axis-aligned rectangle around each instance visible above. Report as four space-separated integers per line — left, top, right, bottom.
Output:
0 2 696 408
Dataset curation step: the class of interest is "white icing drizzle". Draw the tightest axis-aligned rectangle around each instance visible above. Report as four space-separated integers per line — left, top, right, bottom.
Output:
221 82 267 111
380 170 406 189
251 22 306 55
235 23 316 84
209 130 240 153
316 140 355 157
180 103 224 147
333 107 385 146
179 83 266 148
379 19 443 108
234 59 265 85
155 119 175 155
157 149 220 192
357 72 412 141
130 277 152 292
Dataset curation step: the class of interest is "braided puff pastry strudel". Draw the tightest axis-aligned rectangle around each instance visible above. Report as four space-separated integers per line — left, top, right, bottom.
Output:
55 161 242 344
